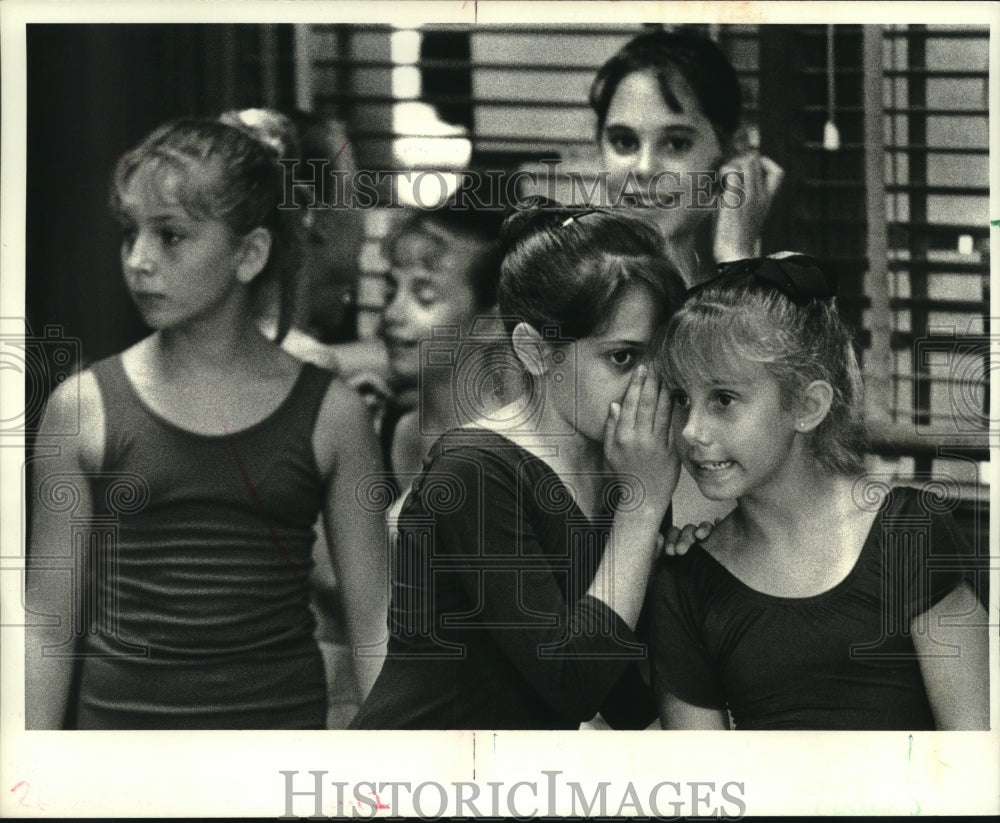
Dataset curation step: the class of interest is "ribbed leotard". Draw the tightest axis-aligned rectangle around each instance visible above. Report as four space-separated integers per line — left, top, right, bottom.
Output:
73 355 333 729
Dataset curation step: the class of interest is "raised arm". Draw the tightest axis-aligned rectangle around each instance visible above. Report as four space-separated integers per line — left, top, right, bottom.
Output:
25 372 104 729
912 581 989 730
713 152 784 264
597 364 680 628
315 382 389 704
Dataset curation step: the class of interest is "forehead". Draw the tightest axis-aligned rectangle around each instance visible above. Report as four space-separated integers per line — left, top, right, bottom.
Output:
118 157 214 217
590 284 658 341
671 353 774 389
390 222 483 273
605 68 713 131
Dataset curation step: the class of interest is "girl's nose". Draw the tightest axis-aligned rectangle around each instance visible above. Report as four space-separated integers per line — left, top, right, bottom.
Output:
680 406 711 447
124 231 156 273
633 143 655 177
380 285 407 330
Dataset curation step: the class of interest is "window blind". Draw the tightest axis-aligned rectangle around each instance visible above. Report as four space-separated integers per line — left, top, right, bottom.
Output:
868 25 990 536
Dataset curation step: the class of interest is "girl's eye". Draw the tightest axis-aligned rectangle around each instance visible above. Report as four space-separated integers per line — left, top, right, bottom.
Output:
670 390 690 408
120 226 137 246
662 136 693 154
605 129 639 156
159 229 183 246
415 286 438 306
714 392 736 408
609 350 637 369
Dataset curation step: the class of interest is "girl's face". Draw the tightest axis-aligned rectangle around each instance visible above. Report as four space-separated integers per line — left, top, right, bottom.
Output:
600 69 724 242
669 359 799 501
380 222 484 388
542 283 659 444
117 163 245 330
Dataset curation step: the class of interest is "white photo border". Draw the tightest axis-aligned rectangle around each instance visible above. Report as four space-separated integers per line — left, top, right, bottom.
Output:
1 1 997 817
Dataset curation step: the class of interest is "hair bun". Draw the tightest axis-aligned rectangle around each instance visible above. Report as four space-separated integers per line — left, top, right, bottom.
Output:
499 195 575 252
218 108 298 158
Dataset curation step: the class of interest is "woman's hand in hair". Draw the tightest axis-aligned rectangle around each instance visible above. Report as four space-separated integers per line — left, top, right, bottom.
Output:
713 152 784 264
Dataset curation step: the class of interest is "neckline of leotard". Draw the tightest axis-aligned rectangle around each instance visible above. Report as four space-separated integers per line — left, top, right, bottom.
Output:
688 487 908 606
109 354 314 441
426 426 616 524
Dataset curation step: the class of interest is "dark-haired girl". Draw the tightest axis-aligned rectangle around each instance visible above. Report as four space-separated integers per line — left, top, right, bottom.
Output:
590 28 784 281
350 200 707 730
26 119 388 729
648 253 987 730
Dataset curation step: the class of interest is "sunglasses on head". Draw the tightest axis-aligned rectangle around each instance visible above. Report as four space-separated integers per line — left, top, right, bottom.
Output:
688 252 837 306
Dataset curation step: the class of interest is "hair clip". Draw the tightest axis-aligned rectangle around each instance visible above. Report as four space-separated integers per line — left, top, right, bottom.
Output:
689 252 837 305
560 208 603 228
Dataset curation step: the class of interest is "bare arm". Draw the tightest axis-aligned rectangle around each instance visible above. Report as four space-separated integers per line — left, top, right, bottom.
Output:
330 340 389 383
912 582 989 730
657 689 731 730
315 382 389 704
713 152 784 263
25 373 104 728
593 365 680 629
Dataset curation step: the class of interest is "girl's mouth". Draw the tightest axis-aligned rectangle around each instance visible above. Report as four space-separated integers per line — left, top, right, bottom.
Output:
693 460 734 472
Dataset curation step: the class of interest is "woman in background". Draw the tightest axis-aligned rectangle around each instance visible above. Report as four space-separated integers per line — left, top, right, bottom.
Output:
590 27 784 282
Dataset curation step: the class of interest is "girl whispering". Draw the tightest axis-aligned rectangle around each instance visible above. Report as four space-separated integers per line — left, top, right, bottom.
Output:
351 199 707 730
648 253 988 730
26 118 387 729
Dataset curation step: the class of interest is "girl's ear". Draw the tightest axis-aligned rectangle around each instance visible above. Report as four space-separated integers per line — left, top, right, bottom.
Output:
511 321 548 377
235 227 273 285
795 379 834 433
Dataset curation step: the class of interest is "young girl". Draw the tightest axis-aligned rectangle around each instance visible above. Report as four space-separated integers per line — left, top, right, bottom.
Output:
648 253 988 730
26 118 387 729
378 201 507 501
350 198 705 730
590 28 784 281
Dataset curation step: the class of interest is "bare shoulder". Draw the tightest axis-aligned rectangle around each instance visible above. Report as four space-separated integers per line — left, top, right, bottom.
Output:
312 377 380 478
317 376 372 426
37 367 105 473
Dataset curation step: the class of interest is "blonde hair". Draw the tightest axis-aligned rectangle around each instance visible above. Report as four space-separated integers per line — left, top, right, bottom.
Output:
660 281 867 475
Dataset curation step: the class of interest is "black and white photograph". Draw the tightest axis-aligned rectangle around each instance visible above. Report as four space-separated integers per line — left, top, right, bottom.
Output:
1 0 997 817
